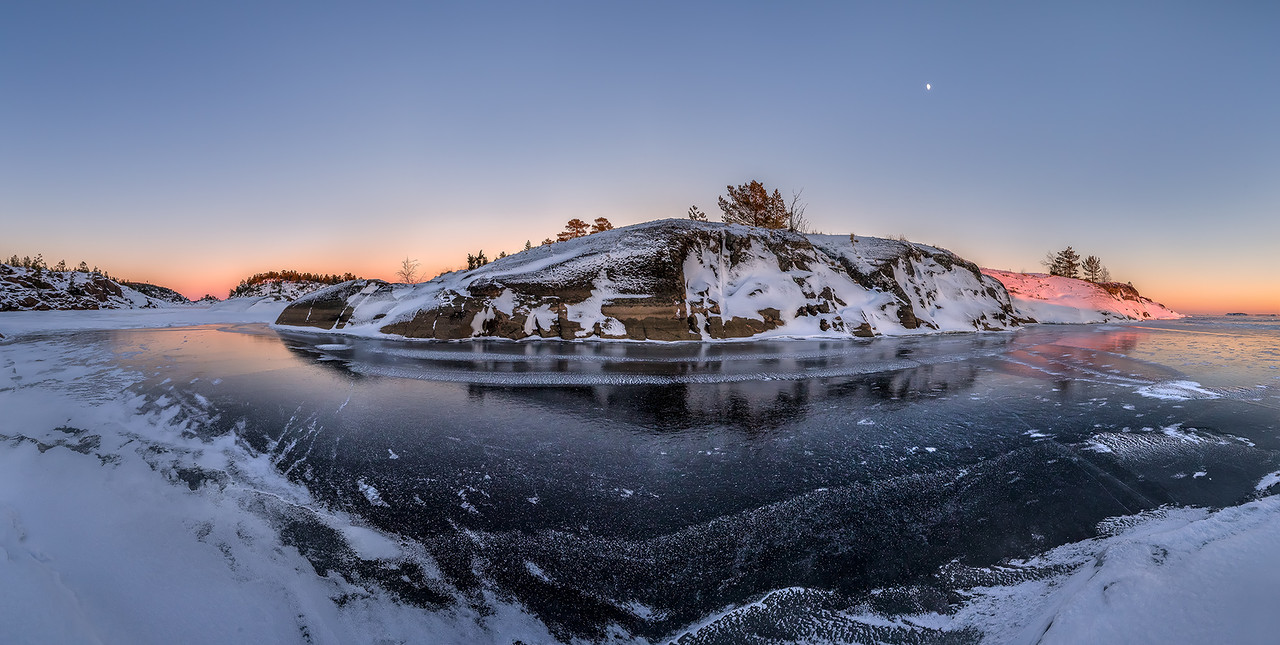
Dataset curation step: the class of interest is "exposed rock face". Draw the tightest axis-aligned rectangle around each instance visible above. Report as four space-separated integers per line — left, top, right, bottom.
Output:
1097 281 1141 301
277 220 1024 341
0 265 178 311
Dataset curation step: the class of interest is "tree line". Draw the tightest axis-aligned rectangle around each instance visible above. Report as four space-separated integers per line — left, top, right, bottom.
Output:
6 254 105 277
228 270 358 298
1043 247 1112 282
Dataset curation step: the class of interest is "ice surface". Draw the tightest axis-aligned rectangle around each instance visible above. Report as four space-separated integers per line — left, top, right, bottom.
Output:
0 299 288 341
3 312 1277 643
679 498 1280 644
0 332 557 644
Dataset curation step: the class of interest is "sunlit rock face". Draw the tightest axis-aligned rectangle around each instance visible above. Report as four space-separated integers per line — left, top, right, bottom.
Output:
981 268 1182 323
276 219 1023 341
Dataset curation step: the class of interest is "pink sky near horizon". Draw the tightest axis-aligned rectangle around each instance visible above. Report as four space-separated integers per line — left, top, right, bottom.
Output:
57 215 1274 317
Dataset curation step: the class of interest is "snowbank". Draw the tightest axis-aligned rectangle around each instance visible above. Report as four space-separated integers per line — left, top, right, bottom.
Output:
982 269 1181 323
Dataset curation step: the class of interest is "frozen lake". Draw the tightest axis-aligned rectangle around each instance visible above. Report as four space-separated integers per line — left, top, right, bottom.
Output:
3 315 1279 643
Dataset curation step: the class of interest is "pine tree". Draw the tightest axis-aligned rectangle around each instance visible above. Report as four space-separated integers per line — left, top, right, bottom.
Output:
590 217 613 234
524 240 532 251
717 180 788 228
1081 255 1105 282
467 251 489 270
1049 247 1081 279
557 218 590 242
687 205 707 221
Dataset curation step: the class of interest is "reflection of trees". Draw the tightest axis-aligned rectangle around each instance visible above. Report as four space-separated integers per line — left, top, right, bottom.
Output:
467 358 985 434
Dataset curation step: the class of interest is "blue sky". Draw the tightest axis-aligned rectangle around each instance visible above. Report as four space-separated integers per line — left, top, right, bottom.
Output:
2 1 1277 311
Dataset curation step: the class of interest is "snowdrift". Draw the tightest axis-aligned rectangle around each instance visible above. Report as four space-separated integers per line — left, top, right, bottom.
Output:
277 219 1024 341
982 269 1182 323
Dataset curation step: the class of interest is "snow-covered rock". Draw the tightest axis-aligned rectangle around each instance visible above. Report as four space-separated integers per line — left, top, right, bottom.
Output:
277 219 1025 341
0 265 181 311
982 269 1181 323
226 280 336 302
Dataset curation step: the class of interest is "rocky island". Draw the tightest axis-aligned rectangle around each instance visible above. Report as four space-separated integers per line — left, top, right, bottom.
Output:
277 219 1035 341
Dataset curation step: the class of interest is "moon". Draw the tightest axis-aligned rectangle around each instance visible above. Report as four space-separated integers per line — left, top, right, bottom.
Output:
925 83 932 91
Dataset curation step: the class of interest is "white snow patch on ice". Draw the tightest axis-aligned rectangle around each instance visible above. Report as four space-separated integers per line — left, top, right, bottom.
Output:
1257 471 1280 492
1137 380 1221 401
356 478 390 507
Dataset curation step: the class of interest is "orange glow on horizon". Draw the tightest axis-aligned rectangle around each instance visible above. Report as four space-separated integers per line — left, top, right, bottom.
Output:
131 259 1278 316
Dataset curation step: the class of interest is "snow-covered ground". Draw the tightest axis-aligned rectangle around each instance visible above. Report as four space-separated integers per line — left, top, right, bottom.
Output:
0 298 289 341
0 323 556 644
983 269 1181 323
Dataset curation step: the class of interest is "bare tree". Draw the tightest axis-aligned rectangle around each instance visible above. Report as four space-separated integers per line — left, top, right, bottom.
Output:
396 257 420 283
786 189 810 233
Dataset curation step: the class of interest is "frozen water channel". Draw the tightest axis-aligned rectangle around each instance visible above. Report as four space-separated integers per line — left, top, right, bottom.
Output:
2 316 1279 643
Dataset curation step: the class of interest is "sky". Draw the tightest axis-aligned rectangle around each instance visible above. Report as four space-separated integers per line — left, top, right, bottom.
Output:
2 1 1277 313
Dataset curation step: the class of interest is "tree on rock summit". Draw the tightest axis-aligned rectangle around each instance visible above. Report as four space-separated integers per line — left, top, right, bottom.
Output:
717 180 789 229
